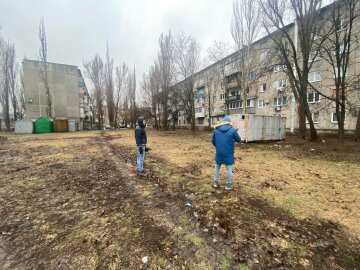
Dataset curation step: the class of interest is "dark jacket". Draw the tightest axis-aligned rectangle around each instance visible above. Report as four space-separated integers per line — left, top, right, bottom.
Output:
212 124 241 165
135 118 147 146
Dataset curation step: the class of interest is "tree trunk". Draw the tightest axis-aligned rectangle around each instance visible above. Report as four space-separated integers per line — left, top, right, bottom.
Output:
298 100 306 139
336 102 346 143
355 110 360 142
304 97 318 141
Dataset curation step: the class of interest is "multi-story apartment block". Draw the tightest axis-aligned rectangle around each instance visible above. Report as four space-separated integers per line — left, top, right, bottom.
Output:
23 59 92 130
176 2 360 133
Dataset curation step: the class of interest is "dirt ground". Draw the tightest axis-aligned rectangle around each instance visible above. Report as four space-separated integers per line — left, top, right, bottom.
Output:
0 129 359 270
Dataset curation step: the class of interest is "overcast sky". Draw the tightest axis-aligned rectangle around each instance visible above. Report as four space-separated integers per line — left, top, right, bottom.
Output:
0 0 235 87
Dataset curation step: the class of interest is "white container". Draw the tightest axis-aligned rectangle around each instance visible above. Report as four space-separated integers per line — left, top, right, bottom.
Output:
15 119 33 134
231 114 286 142
68 120 76 132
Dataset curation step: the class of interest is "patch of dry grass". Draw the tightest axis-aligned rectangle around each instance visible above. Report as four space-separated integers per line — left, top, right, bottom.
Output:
110 129 360 236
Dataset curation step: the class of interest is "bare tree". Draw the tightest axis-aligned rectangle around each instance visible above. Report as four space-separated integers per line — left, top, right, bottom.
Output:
38 18 52 118
231 0 262 114
207 40 232 64
1 41 17 131
202 68 220 127
158 31 174 130
259 0 324 140
127 67 137 128
84 54 104 130
318 0 360 142
115 62 128 127
141 61 162 130
0 37 10 131
173 32 201 132
17 69 26 119
104 43 116 127
8 44 18 121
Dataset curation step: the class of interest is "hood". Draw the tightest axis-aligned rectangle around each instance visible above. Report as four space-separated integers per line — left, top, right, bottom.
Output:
223 116 231 122
217 124 232 133
137 117 145 128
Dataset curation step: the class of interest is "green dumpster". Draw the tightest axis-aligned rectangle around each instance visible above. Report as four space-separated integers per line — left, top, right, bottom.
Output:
34 117 53 133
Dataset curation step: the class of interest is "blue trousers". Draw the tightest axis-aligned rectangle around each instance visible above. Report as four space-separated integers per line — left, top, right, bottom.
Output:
137 145 146 171
214 163 233 187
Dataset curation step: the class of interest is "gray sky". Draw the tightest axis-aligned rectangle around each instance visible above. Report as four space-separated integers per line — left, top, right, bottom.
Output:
0 0 234 87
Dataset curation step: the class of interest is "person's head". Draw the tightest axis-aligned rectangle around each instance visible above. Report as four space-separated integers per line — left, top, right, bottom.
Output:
137 117 146 128
223 116 231 122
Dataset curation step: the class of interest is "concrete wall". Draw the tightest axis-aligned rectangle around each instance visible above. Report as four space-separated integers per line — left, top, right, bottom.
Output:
23 60 80 121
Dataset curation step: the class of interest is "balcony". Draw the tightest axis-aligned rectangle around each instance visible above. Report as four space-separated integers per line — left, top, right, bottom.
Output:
226 95 241 102
195 112 205 118
225 80 241 89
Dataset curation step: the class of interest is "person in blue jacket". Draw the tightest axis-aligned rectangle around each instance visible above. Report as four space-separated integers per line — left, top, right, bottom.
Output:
211 116 241 190
135 117 147 172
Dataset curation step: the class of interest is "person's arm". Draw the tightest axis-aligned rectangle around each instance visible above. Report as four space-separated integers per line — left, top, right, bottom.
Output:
211 131 216 146
135 129 140 146
233 129 241 143
143 129 147 145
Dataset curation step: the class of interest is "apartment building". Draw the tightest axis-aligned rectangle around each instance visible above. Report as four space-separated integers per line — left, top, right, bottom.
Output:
23 59 92 130
176 2 360 132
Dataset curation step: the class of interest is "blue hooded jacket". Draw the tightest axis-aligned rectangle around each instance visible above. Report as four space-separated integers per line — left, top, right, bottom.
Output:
211 117 241 165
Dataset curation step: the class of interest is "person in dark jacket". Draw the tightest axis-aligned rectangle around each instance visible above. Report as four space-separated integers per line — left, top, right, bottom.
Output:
135 117 147 172
211 116 241 190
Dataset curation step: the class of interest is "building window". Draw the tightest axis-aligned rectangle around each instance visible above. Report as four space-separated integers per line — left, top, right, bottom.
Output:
198 118 204 125
259 83 266 93
249 71 255 81
331 112 338 123
28 98 33 103
337 19 348 32
273 79 287 90
258 99 266 108
306 112 319 124
334 67 348 78
246 99 254 107
307 92 320 103
314 28 323 40
273 97 287 106
308 71 321 82
178 120 181 126
273 65 287 72
260 51 268 61
220 105 226 111
309 51 322 62
220 93 225 100
229 102 237 109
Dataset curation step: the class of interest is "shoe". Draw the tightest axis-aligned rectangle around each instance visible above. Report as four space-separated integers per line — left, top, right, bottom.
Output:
225 186 233 190
213 183 219 188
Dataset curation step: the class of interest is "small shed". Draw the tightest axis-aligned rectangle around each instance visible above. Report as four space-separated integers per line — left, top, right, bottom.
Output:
53 118 68 132
231 114 286 142
34 117 53 134
15 119 33 134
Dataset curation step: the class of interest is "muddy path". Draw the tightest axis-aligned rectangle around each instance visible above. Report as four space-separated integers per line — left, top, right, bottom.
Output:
1 131 359 270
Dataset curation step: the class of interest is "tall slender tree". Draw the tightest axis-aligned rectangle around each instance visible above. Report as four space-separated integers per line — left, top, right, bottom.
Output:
158 31 174 130
84 54 104 130
104 43 116 127
173 32 201 132
231 0 262 114
38 18 52 118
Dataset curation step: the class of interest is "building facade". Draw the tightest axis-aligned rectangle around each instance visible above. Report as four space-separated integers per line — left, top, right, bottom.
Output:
176 3 360 133
23 59 92 130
